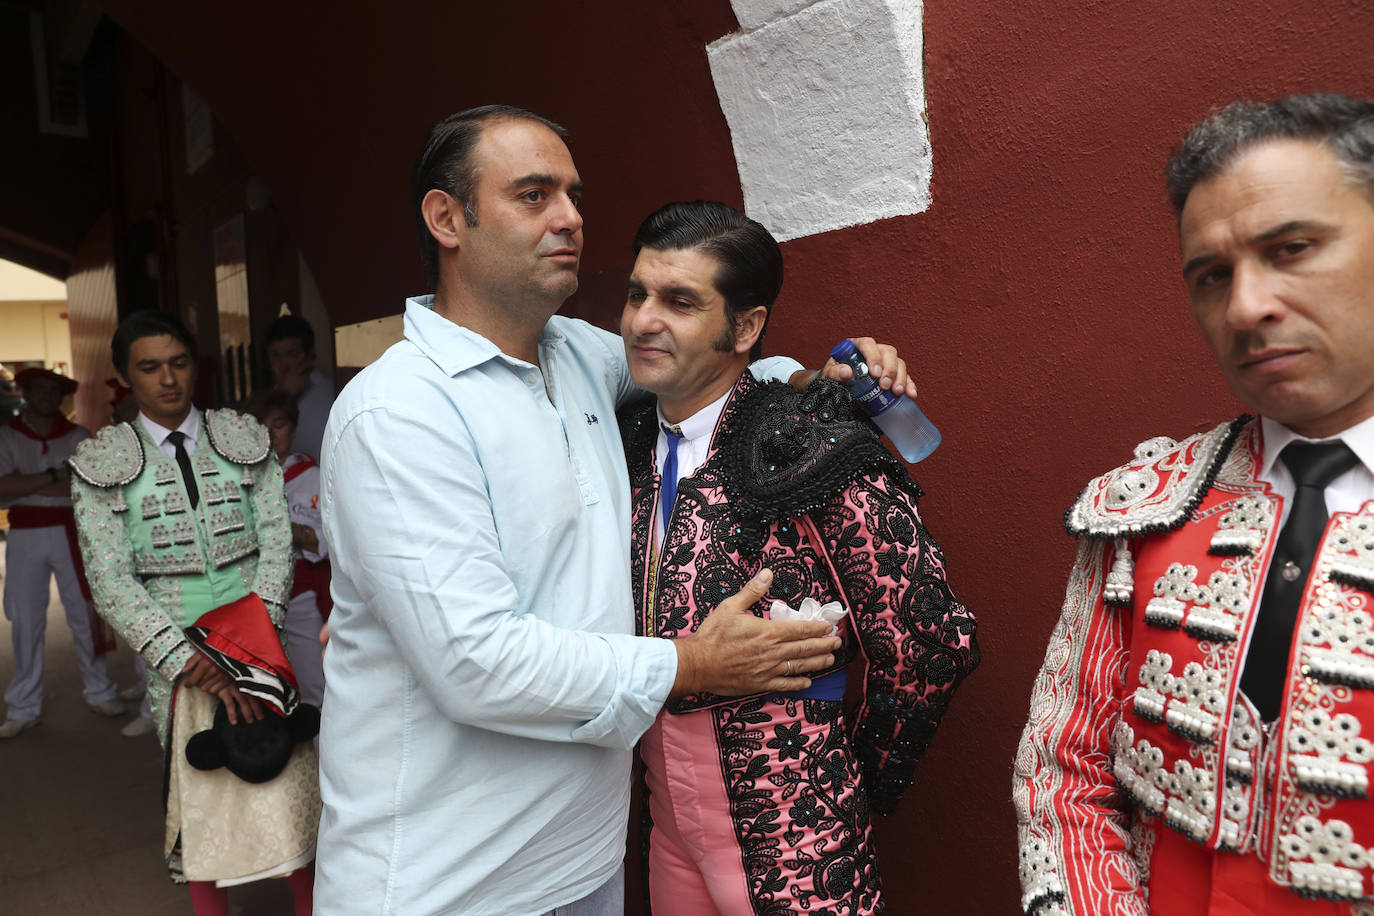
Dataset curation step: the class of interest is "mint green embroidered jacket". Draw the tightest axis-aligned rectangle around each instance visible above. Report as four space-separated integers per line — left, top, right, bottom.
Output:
69 409 293 745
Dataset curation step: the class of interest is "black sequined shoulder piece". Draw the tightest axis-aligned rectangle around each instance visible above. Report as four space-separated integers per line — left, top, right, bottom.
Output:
617 396 660 484
717 376 921 552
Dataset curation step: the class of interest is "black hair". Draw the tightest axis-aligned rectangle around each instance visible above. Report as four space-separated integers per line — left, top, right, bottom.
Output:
264 314 316 355
246 387 300 429
631 201 783 362
111 310 198 377
411 105 570 288
1167 92 1374 213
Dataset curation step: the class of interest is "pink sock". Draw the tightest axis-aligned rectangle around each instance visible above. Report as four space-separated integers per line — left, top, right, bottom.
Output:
187 881 228 916
285 862 315 916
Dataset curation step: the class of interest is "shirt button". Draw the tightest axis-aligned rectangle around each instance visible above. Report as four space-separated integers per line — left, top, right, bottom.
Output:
1282 561 1302 582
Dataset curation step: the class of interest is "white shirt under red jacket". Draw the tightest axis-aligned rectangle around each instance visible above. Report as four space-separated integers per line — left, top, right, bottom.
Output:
1015 414 1374 916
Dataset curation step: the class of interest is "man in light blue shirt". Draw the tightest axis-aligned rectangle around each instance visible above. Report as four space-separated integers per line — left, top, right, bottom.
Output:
316 106 909 915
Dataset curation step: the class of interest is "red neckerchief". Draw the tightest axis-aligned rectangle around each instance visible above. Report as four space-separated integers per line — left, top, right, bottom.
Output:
8 414 78 454
282 452 317 484
190 593 300 704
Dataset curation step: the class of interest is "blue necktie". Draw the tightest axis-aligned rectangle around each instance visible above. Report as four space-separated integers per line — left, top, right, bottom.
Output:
660 425 683 533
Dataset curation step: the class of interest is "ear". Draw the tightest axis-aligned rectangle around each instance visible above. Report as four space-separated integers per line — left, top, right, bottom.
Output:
732 306 769 355
115 370 131 389
421 189 466 256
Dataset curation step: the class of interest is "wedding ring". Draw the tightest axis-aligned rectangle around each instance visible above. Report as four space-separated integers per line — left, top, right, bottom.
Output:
786 659 793 677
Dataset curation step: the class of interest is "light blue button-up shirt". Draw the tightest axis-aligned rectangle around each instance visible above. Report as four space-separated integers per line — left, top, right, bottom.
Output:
316 297 796 915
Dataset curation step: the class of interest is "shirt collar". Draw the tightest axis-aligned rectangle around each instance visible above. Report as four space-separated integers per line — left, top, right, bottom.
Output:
139 407 200 446
656 386 733 443
403 295 567 377
1260 413 1374 480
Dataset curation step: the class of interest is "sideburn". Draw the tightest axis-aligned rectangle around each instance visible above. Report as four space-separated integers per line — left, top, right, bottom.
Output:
712 317 738 353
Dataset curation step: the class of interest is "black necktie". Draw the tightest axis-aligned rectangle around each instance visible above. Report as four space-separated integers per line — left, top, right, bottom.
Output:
1241 440 1359 720
166 430 200 509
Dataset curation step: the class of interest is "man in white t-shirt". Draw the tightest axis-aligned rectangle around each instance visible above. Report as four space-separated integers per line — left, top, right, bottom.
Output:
0 368 121 738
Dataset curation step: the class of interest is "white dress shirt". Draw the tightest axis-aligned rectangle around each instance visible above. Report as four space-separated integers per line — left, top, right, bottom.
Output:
138 409 201 460
654 387 732 541
1258 413 1374 524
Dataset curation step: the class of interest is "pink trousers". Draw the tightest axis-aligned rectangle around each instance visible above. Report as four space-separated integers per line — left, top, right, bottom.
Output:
642 709 755 915
642 700 883 915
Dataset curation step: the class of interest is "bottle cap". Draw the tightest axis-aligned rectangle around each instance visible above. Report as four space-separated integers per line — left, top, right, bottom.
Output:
829 338 858 361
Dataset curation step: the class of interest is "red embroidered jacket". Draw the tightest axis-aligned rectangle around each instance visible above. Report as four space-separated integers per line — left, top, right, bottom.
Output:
1016 417 1374 913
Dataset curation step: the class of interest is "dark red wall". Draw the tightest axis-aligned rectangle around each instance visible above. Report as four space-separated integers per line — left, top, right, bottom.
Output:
93 2 1374 911
786 5 1374 911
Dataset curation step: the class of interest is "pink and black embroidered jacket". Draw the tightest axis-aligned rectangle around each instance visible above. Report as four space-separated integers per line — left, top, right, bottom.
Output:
619 373 978 911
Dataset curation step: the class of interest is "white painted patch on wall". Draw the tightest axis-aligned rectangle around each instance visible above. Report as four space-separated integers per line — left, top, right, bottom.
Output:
730 0 817 31
707 0 930 242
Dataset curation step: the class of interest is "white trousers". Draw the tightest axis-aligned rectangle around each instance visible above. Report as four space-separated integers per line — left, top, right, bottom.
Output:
3 525 117 719
283 591 326 708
